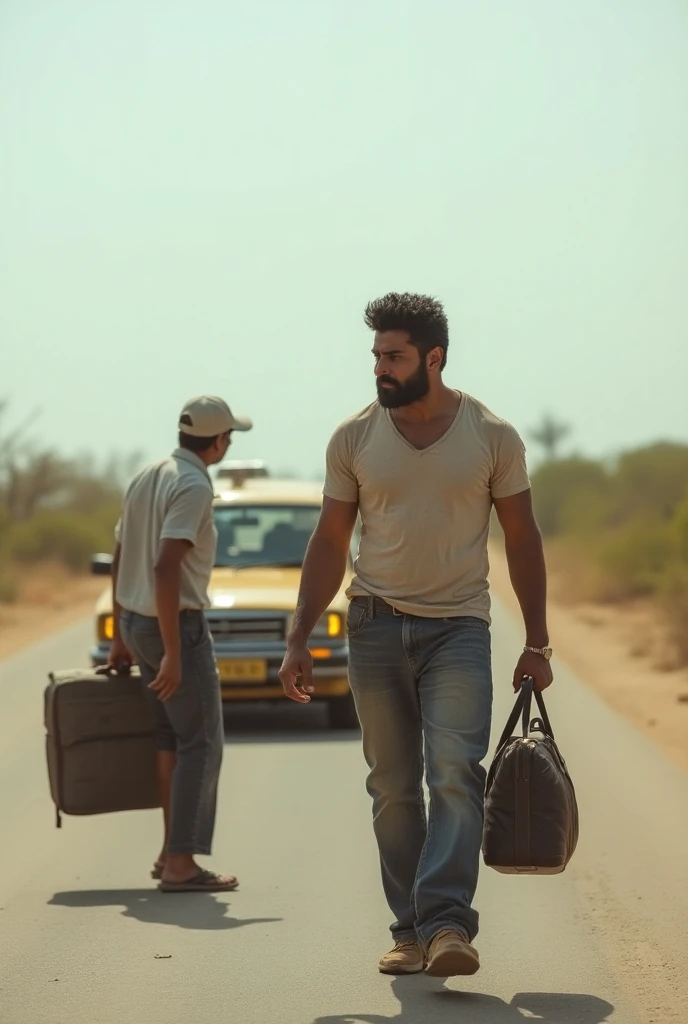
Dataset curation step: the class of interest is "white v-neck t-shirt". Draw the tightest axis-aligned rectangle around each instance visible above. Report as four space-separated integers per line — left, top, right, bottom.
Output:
323 392 530 623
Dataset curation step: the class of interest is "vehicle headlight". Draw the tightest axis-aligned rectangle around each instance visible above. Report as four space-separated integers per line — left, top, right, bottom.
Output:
314 612 343 639
98 614 114 642
289 612 343 640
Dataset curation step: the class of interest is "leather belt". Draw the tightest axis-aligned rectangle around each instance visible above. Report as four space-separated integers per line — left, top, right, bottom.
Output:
351 595 404 617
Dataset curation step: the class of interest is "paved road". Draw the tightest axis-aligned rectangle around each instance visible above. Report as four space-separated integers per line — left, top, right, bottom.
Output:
1 600 686 1024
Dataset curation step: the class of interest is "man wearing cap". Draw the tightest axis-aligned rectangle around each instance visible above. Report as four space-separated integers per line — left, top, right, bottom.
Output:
108 395 252 892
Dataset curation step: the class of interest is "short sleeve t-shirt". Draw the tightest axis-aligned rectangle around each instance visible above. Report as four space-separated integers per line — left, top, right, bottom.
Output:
323 393 530 623
114 449 218 617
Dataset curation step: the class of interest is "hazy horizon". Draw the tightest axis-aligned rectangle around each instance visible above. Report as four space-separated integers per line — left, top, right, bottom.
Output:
2 0 687 479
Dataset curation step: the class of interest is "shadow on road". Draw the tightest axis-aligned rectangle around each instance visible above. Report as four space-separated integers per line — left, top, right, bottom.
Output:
223 701 360 745
48 889 282 932
314 975 615 1024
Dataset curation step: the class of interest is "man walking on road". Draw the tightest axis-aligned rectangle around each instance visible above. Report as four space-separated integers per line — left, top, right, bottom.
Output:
279 293 553 976
108 395 252 892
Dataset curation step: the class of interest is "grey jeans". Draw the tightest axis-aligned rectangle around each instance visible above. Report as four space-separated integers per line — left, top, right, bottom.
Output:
120 609 224 857
347 596 493 947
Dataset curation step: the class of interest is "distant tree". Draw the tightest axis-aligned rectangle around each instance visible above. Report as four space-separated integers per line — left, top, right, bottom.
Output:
529 413 571 463
3 449 73 522
0 397 140 523
0 400 65 522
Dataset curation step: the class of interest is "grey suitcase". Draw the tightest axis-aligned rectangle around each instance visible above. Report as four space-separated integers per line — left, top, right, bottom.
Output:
44 665 160 827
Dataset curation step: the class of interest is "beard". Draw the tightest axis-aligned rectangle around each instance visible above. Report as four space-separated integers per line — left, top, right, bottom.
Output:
376 361 430 409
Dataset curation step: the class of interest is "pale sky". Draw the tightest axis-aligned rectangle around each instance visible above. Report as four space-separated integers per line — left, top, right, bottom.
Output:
1 0 687 478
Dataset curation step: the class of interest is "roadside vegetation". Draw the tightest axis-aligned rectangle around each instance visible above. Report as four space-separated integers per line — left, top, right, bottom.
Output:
527 414 688 666
0 400 139 604
2 399 687 666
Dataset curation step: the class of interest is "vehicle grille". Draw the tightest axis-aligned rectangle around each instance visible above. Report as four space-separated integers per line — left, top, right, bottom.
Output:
208 617 285 643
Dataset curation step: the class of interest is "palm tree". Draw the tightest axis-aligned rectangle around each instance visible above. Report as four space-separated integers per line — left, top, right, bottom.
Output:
529 413 570 463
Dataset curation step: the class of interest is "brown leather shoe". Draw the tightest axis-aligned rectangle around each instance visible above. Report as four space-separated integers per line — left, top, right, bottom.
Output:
378 940 425 975
425 929 480 977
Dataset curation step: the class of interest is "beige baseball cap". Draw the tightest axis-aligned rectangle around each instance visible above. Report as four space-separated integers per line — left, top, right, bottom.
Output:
178 395 252 437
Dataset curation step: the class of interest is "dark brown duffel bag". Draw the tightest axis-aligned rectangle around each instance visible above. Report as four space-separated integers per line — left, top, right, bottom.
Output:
44 665 160 827
482 677 579 874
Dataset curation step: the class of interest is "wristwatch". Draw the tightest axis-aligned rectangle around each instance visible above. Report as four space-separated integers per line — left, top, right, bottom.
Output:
523 645 553 661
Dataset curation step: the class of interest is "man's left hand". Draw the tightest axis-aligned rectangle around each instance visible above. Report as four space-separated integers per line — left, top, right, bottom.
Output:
512 650 553 692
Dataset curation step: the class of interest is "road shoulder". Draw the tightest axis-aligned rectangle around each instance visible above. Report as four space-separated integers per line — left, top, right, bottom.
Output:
489 543 688 774
0 569 103 662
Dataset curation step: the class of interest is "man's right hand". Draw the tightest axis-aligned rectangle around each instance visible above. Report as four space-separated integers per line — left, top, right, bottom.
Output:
279 642 315 704
149 653 182 702
107 636 134 671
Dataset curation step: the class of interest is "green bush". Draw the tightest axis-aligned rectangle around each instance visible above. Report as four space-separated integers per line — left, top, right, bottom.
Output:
529 445 688 663
0 400 132 584
2 510 116 573
530 457 611 537
0 571 19 604
669 491 688 564
592 519 674 599
613 444 688 523
0 502 10 537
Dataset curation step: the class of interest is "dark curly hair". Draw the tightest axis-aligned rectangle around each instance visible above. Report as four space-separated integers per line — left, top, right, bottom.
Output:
363 292 449 370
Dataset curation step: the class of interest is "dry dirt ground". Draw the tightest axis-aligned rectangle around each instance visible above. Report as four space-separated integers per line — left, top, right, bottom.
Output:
489 544 688 774
0 565 105 662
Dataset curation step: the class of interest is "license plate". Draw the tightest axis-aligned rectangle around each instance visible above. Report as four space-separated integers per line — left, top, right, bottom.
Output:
217 659 268 684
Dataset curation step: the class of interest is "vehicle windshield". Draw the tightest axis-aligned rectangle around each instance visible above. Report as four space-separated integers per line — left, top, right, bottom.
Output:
213 504 321 569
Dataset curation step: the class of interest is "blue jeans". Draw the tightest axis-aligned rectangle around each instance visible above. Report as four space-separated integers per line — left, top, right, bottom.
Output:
119 609 224 857
347 596 493 948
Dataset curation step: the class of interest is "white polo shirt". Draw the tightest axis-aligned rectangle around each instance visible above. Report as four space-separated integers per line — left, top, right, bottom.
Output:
114 449 218 617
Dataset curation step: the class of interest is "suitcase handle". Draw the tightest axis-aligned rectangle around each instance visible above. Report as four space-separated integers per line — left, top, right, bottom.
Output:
494 677 555 754
94 664 132 677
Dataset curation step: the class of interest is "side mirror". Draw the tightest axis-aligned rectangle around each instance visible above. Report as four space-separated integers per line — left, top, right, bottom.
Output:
91 553 113 576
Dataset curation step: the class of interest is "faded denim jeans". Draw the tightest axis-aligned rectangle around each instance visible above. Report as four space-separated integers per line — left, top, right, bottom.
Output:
347 596 493 948
120 609 224 856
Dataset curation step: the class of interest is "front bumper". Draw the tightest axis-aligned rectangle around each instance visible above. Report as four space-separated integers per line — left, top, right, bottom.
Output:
90 638 351 702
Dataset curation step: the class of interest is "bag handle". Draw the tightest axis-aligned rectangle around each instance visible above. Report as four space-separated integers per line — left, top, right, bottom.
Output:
531 687 555 739
493 677 532 752
493 676 556 753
